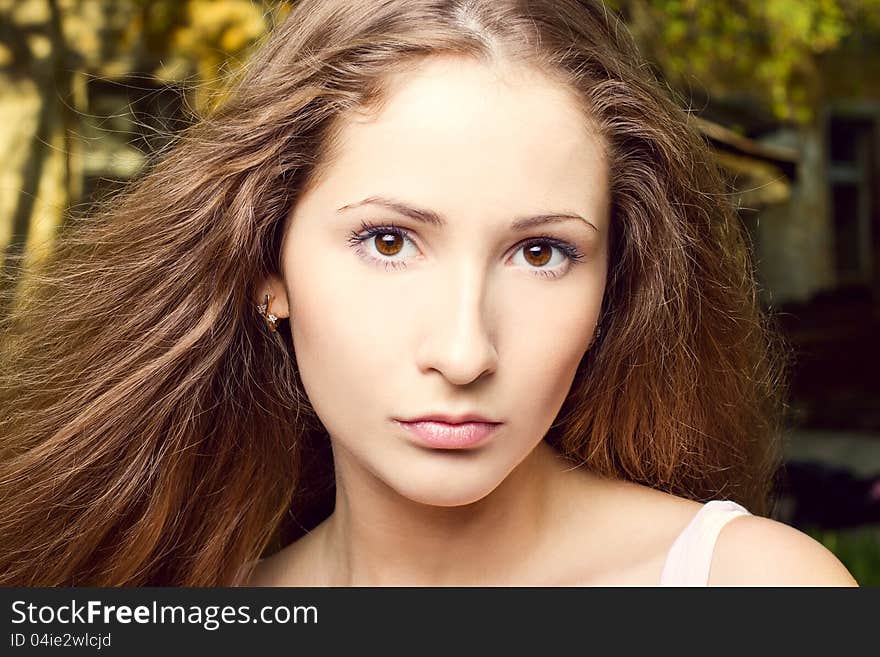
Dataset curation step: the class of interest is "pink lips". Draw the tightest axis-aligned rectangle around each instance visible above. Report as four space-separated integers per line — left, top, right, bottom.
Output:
395 419 501 449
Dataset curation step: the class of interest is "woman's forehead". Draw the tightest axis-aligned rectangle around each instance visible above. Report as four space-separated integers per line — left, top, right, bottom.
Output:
304 56 608 229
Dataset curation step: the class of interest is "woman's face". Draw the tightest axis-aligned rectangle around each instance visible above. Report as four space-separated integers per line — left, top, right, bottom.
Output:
266 56 609 507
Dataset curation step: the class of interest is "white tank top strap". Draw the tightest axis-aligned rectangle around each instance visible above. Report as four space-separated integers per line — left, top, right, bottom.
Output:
659 499 752 586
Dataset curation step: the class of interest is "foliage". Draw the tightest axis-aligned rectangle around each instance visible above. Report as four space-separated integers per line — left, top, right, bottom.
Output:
44 0 291 113
131 0 290 111
10 0 880 122
607 0 880 123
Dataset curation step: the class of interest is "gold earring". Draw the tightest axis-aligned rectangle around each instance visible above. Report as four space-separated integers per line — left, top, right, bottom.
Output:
257 293 278 332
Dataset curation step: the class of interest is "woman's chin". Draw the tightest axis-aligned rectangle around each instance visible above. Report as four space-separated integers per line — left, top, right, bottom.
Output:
390 475 502 508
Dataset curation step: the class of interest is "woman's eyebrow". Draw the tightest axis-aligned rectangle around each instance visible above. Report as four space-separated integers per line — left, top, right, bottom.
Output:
336 195 598 233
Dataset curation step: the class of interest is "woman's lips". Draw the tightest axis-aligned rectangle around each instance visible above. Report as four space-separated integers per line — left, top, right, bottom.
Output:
395 419 501 449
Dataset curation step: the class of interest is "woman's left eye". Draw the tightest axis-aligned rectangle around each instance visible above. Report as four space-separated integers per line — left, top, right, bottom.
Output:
346 220 586 278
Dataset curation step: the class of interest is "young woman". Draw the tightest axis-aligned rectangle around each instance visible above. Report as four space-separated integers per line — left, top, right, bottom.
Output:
0 0 858 586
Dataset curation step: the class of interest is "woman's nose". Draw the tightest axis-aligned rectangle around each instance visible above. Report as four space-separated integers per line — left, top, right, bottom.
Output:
414 266 499 386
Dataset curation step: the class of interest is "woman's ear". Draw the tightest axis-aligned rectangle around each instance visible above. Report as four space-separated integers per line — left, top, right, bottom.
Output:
254 273 290 320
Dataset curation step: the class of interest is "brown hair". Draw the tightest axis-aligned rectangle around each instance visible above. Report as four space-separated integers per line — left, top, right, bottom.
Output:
0 0 786 586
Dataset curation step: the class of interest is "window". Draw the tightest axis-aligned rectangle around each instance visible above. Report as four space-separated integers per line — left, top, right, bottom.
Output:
827 115 876 286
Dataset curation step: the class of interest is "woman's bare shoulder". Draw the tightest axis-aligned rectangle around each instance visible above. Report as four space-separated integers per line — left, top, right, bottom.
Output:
569 472 706 540
242 525 327 587
551 472 708 584
601 481 858 586
240 556 277 587
242 550 305 587
708 514 859 586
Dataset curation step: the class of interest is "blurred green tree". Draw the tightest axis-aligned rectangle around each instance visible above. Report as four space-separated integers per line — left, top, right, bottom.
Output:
610 0 880 122
0 0 288 304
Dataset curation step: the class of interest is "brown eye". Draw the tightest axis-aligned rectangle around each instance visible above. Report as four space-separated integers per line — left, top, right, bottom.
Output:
374 233 404 256
511 238 583 279
523 244 552 267
348 222 419 269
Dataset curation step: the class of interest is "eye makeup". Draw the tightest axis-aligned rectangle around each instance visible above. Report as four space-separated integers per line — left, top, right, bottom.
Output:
346 219 587 279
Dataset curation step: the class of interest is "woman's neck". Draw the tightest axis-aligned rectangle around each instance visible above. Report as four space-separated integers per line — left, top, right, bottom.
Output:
316 440 588 586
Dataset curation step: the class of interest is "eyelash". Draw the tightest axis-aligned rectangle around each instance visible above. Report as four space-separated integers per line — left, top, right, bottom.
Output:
346 219 586 279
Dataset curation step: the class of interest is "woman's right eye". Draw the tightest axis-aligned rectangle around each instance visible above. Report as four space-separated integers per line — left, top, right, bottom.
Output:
346 221 418 270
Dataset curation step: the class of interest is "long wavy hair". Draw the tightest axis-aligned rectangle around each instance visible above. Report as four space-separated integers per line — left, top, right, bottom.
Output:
0 0 787 586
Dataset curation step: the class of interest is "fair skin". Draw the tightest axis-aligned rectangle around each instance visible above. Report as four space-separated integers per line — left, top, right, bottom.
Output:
252 55 858 586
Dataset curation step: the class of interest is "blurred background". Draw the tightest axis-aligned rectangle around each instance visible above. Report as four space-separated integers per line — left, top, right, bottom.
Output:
0 0 878 583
